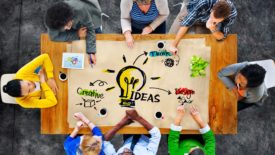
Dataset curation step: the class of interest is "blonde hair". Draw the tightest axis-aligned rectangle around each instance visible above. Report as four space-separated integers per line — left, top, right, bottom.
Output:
80 134 102 155
134 0 152 5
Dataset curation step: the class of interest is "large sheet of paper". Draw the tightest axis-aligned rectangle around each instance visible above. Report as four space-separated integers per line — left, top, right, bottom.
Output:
67 38 211 129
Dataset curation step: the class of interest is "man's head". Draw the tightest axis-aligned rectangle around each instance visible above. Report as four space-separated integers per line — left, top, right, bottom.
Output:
80 134 102 155
45 2 74 30
235 64 266 88
3 79 37 97
207 1 231 27
118 148 134 155
189 147 205 155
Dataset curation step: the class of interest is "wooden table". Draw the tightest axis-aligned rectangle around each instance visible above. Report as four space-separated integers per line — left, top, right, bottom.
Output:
41 33 237 134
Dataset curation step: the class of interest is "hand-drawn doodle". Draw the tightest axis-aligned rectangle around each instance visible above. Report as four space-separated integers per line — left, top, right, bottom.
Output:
90 80 108 87
149 87 171 95
77 87 104 99
76 97 101 110
133 51 148 65
175 87 195 105
103 53 169 107
190 55 209 77
116 66 146 107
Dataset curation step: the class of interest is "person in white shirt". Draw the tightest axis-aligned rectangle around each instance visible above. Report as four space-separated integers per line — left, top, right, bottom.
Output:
103 109 161 155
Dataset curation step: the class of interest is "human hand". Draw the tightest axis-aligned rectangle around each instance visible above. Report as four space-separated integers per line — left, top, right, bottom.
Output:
39 70 46 83
126 109 140 121
206 20 217 32
74 112 90 125
75 121 85 131
174 105 185 125
190 105 202 123
87 54 96 65
124 31 134 48
120 115 134 126
176 105 185 117
142 26 153 35
78 27 87 38
168 45 178 55
47 78 58 95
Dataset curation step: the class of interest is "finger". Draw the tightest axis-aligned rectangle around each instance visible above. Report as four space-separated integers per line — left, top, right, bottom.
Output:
92 56 96 64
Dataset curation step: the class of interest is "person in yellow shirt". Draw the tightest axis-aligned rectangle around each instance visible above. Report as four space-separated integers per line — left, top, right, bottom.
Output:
3 54 58 108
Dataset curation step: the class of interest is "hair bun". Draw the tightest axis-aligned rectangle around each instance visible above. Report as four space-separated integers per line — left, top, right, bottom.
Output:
3 85 8 93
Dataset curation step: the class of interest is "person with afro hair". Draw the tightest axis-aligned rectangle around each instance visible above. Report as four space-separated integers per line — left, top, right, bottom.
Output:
45 0 102 65
218 62 268 105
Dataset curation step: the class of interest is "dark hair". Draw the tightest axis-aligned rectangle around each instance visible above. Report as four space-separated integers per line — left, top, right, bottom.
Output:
212 1 231 19
45 2 74 30
3 79 22 97
189 148 205 155
240 64 266 88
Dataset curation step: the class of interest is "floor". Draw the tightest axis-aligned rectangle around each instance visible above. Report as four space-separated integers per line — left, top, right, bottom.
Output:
0 0 274 154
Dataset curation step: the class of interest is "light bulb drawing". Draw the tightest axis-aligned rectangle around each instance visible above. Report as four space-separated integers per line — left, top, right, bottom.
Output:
103 51 172 108
116 66 146 107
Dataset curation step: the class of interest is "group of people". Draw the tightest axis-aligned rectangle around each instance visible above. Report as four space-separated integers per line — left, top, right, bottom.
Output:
2 0 268 154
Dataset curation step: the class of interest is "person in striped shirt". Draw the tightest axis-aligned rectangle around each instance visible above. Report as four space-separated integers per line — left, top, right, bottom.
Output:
121 0 169 48
169 0 237 54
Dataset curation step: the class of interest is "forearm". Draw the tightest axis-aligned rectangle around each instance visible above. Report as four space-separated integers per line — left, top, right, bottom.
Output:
173 116 183 126
195 118 207 129
87 122 96 131
104 118 130 141
70 128 79 138
136 116 153 131
172 26 189 47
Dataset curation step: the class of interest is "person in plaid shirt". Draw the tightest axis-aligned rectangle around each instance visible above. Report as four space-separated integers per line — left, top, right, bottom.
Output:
169 0 237 54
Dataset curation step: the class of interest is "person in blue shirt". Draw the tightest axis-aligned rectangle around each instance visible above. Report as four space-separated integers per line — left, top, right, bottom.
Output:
64 112 104 155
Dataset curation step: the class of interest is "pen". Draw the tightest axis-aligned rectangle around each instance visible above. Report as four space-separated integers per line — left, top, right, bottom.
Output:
89 55 93 68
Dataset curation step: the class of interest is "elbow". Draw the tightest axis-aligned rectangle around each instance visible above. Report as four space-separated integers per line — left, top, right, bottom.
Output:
217 70 223 80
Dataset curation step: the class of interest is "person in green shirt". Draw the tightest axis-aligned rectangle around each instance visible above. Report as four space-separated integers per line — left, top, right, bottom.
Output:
168 105 216 155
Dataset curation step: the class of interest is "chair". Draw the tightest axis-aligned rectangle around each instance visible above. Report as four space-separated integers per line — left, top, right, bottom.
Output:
250 59 275 89
0 74 17 104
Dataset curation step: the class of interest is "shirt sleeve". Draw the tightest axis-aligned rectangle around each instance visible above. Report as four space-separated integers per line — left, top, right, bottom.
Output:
103 141 117 155
120 0 133 33
15 54 54 79
47 28 80 42
220 7 237 38
168 124 182 155
217 62 248 89
92 126 103 137
64 136 74 150
80 8 96 54
146 127 161 154
180 1 208 27
201 127 216 155
16 82 57 108
149 0 169 30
